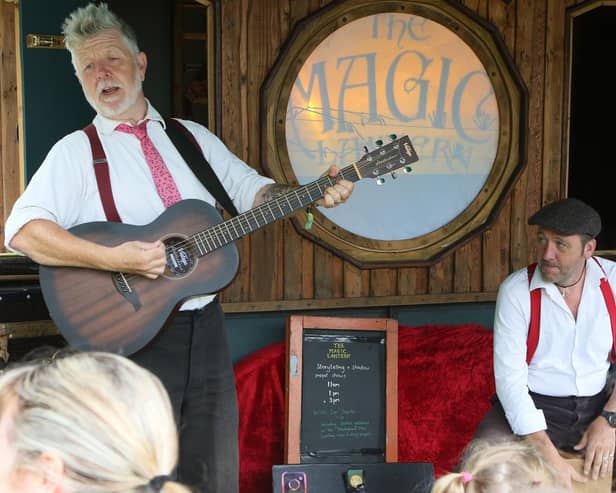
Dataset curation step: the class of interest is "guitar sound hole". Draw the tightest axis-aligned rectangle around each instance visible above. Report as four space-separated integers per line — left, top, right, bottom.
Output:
165 238 196 276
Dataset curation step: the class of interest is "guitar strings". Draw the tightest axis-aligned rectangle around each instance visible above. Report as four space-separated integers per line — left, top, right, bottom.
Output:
120 143 402 282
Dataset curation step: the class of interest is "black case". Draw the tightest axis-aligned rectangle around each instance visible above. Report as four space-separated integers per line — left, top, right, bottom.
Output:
273 462 434 493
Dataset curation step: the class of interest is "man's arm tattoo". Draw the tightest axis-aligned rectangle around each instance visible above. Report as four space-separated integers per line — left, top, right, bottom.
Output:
254 184 296 205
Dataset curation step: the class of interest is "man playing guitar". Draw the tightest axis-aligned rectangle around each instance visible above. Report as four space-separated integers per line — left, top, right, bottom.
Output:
4 3 354 493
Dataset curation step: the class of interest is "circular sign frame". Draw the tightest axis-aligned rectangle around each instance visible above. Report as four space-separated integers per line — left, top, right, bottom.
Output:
261 0 527 267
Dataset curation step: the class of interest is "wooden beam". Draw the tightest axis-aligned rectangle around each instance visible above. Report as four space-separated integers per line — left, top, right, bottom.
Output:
221 291 497 313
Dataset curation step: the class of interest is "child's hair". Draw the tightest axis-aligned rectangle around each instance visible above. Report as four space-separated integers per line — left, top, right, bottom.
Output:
431 439 559 493
0 351 190 493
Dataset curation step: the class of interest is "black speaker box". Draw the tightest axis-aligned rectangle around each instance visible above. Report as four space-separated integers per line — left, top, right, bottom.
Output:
272 462 434 493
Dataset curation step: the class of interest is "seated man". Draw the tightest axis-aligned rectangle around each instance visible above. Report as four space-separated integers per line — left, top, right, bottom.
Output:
474 198 616 490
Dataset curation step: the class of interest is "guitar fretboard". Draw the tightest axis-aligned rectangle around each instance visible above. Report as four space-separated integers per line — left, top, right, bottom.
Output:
187 135 415 257
189 168 354 257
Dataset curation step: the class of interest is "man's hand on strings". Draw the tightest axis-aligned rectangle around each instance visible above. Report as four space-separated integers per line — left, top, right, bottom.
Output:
111 240 167 279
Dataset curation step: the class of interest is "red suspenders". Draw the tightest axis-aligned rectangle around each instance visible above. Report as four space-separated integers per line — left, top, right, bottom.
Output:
526 263 542 364
83 119 239 223
599 271 616 362
83 124 122 223
526 257 616 364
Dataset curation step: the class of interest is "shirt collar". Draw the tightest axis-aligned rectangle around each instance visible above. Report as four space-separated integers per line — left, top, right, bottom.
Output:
529 256 605 292
93 99 166 135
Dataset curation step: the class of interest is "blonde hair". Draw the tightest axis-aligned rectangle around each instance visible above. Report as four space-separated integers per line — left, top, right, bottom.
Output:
431 440 561 493
0 351 190 493
62 2 140 65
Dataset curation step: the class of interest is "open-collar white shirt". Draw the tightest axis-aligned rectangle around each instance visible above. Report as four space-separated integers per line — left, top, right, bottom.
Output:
494 256 616 435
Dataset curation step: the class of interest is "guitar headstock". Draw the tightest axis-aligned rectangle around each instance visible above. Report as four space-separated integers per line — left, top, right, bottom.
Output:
355 135 419 184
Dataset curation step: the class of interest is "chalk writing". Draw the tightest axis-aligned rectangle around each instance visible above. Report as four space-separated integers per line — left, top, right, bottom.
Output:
301 331 385 455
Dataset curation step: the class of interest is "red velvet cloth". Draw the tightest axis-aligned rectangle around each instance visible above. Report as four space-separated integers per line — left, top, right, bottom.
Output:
234 324 495 493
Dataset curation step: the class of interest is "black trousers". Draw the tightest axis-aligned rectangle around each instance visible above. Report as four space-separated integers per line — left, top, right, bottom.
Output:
131 299 239 493
473 390 608 451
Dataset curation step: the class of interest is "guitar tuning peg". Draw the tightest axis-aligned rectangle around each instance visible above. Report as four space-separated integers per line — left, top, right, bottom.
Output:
376 177 385 185
403 165 413 174
375 139 383 147
389 134 397 141
390 172 397 180
362 146 369 154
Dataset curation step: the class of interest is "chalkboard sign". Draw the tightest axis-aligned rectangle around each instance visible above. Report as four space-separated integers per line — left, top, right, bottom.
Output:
300 329 386 463
284 316 398 464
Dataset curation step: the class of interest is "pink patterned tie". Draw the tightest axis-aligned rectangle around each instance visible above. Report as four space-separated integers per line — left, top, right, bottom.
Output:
116 120 182 207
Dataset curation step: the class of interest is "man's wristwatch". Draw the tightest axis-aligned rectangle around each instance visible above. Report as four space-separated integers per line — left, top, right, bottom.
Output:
601 410 616 427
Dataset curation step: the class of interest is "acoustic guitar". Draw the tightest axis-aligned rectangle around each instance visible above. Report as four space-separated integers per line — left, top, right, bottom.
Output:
39 135 418 355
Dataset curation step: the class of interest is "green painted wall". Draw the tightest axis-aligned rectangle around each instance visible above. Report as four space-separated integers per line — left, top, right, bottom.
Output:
20 0 172 181
19 0 93 182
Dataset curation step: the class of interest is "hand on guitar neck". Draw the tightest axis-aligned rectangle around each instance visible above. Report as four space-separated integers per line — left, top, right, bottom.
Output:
252 165 353 209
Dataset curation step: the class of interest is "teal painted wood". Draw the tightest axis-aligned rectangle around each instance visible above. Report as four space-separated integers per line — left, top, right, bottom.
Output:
226 303 495 363
20 0 173 182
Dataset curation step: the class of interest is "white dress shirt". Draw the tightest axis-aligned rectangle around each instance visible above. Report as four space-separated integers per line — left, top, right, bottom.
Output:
494 256 616 435
4 102 274 310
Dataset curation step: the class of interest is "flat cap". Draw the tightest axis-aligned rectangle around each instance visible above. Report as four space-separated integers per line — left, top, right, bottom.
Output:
528 198 601 237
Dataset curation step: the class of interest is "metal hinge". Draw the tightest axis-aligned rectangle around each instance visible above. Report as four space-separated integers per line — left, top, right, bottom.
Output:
26 33 65 49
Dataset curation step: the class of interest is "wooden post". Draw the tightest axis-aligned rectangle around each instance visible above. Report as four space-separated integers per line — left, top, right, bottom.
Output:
0 0 22 251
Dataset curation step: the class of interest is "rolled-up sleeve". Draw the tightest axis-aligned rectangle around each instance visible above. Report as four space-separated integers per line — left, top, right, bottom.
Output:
494 271 547 435
4 132 91 252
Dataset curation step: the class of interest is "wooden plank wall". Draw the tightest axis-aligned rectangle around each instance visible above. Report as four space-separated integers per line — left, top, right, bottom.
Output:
0 1 20 250
217 0 585 312
0 0 588 314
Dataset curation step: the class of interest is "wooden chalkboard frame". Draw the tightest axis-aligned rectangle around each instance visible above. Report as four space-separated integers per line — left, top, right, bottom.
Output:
284 315 398 464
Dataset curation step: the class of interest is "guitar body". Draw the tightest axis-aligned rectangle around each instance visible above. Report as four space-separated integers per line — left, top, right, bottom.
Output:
39 199 239 355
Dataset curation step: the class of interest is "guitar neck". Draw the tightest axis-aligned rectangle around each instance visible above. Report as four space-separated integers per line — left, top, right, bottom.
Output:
191 164 361 256
188 134 417 257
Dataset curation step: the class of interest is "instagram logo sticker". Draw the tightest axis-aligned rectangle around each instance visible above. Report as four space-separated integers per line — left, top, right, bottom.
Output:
281 471 307 493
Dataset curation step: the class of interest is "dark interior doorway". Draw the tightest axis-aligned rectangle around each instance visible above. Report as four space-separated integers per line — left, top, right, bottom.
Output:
106 0 173 117
568 5 616 250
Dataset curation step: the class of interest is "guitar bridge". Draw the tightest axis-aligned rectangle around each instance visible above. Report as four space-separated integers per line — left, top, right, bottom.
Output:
112 272 142 311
